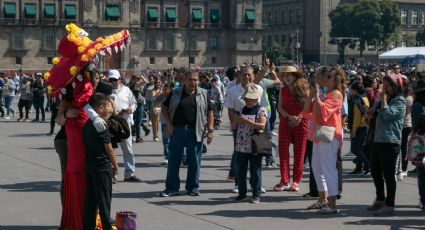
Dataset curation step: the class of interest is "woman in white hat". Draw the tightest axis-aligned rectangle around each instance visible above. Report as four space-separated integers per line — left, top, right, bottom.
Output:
234 83 267 204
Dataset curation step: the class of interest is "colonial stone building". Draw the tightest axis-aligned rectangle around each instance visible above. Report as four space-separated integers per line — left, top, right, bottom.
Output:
0 0 263 71
263 0 425 65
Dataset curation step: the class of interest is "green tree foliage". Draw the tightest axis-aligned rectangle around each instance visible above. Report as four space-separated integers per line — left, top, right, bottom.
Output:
379 0 402 49
329 0 401 59
417 26 425 46
329 4 356 64
265 45 286 65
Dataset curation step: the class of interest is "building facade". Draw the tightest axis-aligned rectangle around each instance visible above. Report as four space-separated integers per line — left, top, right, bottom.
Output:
263 0 425 65
0 0 263 71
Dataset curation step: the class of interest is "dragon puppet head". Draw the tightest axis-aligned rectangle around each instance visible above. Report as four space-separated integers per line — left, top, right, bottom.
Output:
44 23 131 96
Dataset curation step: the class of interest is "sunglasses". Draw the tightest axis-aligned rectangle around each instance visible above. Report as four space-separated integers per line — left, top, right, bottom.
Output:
109 79 119 82
394 67 400 70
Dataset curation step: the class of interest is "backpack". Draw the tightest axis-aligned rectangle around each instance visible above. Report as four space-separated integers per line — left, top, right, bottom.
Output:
406 133 425 167
108 114 130 148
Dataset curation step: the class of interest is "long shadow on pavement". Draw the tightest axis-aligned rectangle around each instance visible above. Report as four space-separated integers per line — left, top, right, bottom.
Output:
0 181 60 192
344 218 425 230
198 205 425 221
0 226 57 230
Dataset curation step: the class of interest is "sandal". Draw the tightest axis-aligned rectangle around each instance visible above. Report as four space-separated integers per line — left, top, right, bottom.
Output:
288 183 300 192
316 206 338 214
307 201 326 210
273 183 290 192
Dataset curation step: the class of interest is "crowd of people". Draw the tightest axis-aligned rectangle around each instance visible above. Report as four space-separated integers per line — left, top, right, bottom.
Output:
2 62 425 228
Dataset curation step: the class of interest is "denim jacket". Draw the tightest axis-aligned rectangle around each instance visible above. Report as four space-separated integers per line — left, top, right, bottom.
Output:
374 95 406 145
168 86 209 142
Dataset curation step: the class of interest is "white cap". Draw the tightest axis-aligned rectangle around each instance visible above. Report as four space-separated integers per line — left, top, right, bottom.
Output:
108 69 121 80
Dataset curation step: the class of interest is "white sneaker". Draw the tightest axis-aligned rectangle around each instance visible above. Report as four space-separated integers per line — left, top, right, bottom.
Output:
4 116 10 120
161 160 168 165
154 138 159 142
417 200 423 209
232 186 239 193
271 131 278 136
397 171 407 181
261 187 267 193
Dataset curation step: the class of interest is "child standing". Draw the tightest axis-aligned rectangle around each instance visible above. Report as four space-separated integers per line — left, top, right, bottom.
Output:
234 83 267 203
83 93 118 230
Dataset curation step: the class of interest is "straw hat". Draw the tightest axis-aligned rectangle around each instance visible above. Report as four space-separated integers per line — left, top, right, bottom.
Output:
279 65 298 73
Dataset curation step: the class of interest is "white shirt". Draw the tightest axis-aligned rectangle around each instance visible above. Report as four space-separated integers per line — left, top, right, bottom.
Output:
223 83 266 113
112 84 137 125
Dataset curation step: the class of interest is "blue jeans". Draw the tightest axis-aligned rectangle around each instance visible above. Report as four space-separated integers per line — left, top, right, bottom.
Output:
165 127 203 193
418 166 425 207
264 113 274 165
4 96 14 116
161 123 170 160
228 129 238 179
269 99 277 131
133 103 144 140
237 151 262 197
351 127 369 170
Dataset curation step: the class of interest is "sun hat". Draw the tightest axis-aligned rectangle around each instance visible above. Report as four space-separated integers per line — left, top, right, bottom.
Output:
384 72 403 87
242 83 260 100
279 65 298 73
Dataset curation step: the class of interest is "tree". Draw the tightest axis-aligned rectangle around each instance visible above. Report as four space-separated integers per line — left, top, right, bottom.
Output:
350 0 383 57
417 26 425 46
265 45 286 65
329 0 401 59
329 4 356 64
378 0 401 49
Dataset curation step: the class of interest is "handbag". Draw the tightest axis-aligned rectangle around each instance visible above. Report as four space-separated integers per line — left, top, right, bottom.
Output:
115 211 137 230
314 125 336 143
250 105 272 157
313 102 335 143
251 130 272 157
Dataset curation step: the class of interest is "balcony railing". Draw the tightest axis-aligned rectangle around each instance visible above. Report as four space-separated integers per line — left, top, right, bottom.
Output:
23 19 38 25
0 18 18 25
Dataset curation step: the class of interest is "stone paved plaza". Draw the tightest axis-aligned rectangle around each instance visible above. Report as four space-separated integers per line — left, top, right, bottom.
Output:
0 109 424 230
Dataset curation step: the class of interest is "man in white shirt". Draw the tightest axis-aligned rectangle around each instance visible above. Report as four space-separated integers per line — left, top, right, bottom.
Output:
109 70 141 182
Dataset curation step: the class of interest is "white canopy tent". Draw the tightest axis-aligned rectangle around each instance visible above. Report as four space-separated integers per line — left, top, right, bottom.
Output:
378 47 425 60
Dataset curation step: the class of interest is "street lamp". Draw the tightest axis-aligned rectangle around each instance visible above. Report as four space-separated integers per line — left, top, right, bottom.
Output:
186 0 191 68
250 37 254 64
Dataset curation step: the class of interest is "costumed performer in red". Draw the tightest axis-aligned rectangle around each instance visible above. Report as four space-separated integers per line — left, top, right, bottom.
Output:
45 23 131 230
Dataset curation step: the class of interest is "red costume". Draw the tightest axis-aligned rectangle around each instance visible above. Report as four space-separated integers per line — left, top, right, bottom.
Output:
45 23 130 230
278 86 308 185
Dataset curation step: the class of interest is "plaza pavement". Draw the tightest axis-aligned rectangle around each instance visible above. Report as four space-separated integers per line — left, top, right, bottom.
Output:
0 108 424 230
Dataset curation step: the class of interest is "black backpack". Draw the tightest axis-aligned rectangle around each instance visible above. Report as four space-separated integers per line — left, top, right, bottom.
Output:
108 114 130 148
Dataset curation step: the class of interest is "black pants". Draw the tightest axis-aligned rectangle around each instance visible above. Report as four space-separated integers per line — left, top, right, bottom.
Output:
400 127 412 172
50 105 58 133
305 140 318 195
84 169 112 230
305 140 343 195
32 95 45 120
269 99 277 131
371 142 399 207
18 99 31 119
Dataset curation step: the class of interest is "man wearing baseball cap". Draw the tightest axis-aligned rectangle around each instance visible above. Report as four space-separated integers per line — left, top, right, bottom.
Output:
108 69 141 182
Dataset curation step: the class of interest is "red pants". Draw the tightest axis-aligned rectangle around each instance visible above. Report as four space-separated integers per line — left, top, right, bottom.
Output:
278 119 308 185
